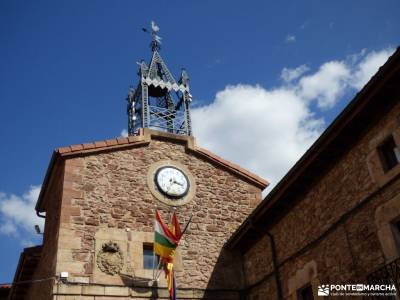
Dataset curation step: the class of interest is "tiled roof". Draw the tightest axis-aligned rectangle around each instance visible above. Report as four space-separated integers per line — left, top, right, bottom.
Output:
56 136 142 154
0 284 11 289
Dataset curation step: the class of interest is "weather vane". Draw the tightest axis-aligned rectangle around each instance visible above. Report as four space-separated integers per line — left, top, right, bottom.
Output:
142 21 162 52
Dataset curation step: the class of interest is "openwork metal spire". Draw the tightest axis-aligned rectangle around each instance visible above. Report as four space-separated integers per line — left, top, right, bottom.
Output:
127 21 192 136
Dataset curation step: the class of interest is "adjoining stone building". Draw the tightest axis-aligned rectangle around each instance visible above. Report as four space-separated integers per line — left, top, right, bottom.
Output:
225 47 400 299
8 27 400 300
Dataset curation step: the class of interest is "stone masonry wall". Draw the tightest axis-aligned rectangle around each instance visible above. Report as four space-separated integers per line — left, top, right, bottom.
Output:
26 164 64 300
55 137 262 295
243 101 400 299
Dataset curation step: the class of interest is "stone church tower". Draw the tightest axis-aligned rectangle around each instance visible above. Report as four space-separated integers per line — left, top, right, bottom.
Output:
10 24 268 300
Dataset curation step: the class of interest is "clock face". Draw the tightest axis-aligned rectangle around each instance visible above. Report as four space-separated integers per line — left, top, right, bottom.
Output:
155 166 190 198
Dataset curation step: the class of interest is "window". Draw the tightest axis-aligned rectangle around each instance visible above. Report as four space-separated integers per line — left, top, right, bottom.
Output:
396 220 400 234
378 136 400 173
297 284 314 300
391 219 400 255
143 244 159 269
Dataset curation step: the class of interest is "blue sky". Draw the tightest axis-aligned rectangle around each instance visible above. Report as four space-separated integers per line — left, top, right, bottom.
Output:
0 0 399 283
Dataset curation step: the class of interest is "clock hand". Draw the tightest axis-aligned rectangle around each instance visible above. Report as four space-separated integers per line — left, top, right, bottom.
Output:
166 181 173 192
167 179 179 192
171 179 183 186
165 178 174 191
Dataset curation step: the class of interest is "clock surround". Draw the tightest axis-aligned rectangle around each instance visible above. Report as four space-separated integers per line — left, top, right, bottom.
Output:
147 160 196 207
154 166 190 198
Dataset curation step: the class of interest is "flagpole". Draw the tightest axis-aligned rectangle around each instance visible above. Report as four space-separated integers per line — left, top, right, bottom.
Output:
152 206 157 281
180 213 193 237
155 258 165 281
152 252 155 281
155 258 163 281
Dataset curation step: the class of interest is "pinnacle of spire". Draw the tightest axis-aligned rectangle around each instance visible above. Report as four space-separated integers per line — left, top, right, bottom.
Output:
179 69 189 87
136 60 149 77
147 51 177 85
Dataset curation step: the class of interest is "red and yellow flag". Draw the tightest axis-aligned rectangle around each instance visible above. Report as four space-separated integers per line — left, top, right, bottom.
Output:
154 211 181 260
154 211 181 300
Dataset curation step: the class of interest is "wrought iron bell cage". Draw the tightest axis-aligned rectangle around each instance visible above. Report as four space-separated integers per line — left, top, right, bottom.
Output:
127 23 192 136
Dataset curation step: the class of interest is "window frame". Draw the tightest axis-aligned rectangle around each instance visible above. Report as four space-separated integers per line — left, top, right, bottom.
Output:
390 218 400 257
377 135 399 173
297 284 314 300
143 243 159 270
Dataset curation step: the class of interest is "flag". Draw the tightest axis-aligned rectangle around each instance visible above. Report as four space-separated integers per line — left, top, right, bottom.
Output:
154 211 181 260
154 211 181 300
165 262 176 300
170 212 182 240
167 213 180 300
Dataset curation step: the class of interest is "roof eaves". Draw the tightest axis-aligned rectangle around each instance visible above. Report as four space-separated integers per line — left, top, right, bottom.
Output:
189 146 269 189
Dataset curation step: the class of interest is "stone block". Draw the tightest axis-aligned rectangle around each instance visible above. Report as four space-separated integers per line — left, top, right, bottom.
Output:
64 171 83 183
94 228 127 241
104 286 129 296
58 249 73 262
155 288 170 298
193 289 205 298
81 285 105 295
63 187 84 199
130 287 153 297
66 157 84 166
70 276 90 284
176 289 194 298
59 236 82 249
94 297 130 300
56 261 85 274
68 206 82 216
55 284 82 295
57 296 94 300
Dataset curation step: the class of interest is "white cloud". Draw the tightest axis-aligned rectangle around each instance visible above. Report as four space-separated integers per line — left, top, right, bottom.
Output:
192 85 323 190
0 221 18 236
285 35 296 43
281 65 310 82
0 185 44 244
20 239 36 247
350 48 394 89
192 47 393 192
120 129 128 137
298 61 350 109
